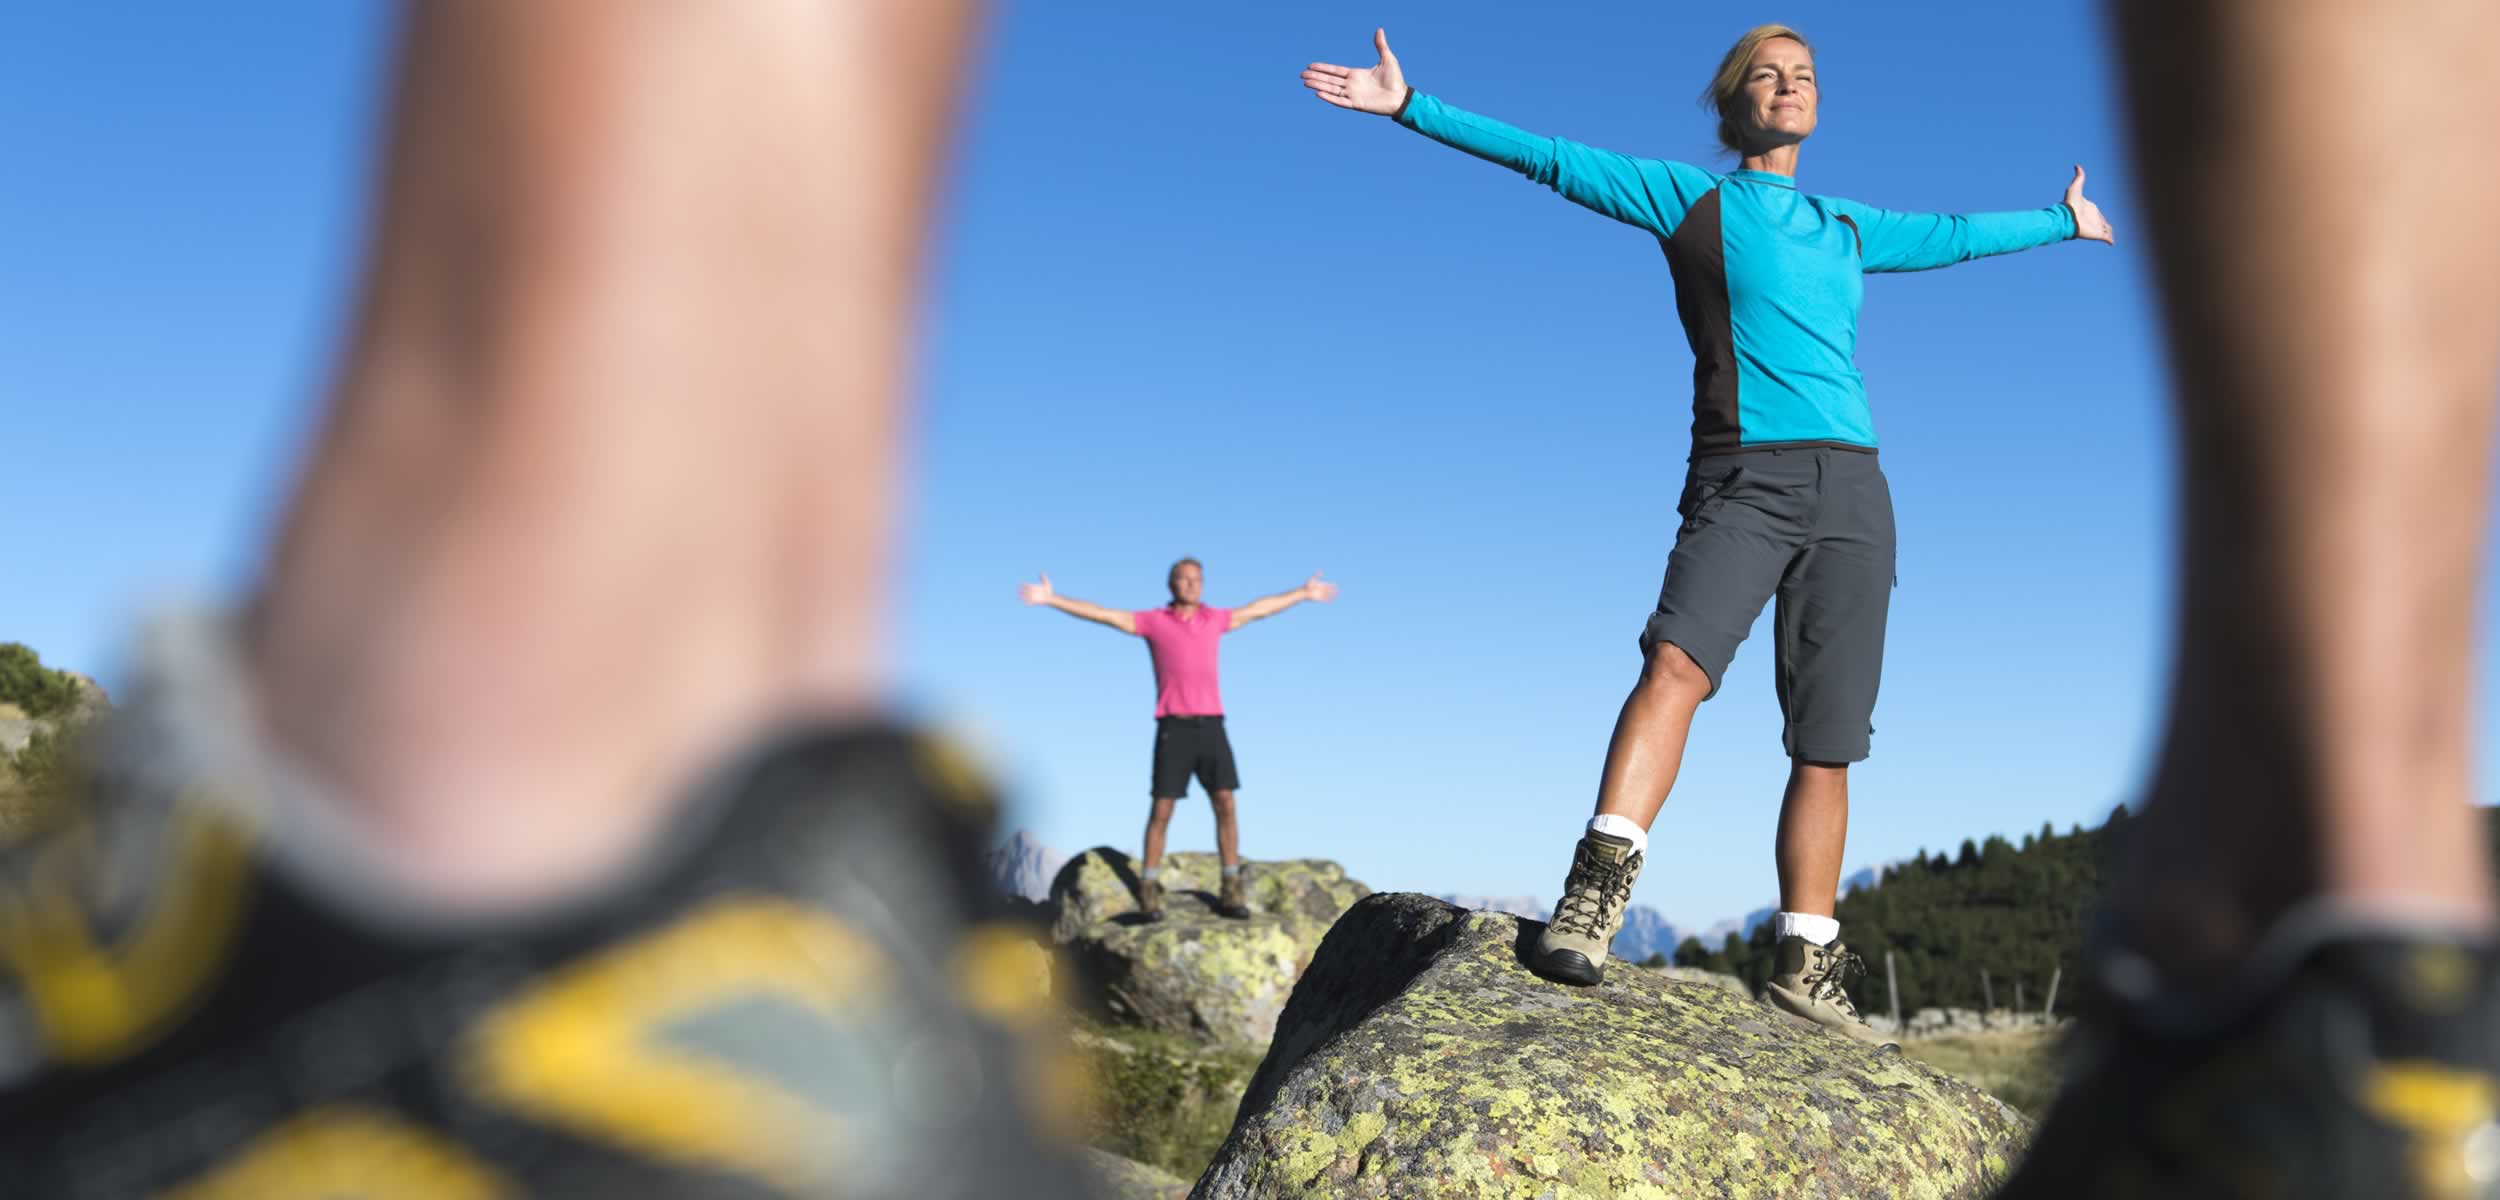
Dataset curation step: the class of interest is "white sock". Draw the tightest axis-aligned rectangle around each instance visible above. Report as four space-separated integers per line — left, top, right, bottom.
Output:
1586 814 1648 856
1775 911 1840 946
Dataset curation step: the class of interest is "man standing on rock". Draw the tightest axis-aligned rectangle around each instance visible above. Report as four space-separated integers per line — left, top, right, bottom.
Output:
1020 559 1336 921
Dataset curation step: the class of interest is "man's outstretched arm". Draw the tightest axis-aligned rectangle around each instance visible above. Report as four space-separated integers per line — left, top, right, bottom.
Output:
1018 573 1137 634
1229 572 1339 631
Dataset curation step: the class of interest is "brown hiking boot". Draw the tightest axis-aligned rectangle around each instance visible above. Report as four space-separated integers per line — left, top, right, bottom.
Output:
1215 868 1251 919
1136 874 1165 921
1531 830 1644 986
1765 936 1895 1047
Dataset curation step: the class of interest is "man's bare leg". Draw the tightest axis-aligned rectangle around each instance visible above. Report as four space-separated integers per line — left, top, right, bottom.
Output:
2108 0 2500 979
1774 762 1848 918
1141 795 1179 870
1590 642 1714 827
1211 788 1242 868
243 0 977 912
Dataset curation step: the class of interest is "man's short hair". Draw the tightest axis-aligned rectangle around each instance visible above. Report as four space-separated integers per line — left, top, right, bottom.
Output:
1168 557 1202 584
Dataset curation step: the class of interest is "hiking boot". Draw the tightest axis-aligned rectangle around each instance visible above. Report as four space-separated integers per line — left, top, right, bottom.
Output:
1215 868 1252 919
1995 920 2500 1200
0 625 1102 1200
1137 874 1165 921
1765 936 1895 1046
1531 829 1644 986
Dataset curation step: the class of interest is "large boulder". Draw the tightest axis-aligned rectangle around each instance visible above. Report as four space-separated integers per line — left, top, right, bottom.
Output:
1194 893 2029 1200
1049 849 1369 1049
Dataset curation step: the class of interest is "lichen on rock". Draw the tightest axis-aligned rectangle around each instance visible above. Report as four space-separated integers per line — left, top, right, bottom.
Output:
1194 893 2030 1200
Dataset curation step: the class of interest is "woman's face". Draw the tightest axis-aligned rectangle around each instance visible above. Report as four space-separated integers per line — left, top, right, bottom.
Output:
1737 37 1817 151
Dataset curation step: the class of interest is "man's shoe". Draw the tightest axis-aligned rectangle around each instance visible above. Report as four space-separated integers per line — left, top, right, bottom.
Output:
1215 868 1251 919
0 713 1102 1199
1764 935 1895 1047
1137 875 1165 921
1994 917 2500 1200
1531 830 1643 986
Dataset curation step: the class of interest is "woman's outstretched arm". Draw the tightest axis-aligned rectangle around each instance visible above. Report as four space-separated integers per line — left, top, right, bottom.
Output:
1301 28 1717 238
1831 166 2116 273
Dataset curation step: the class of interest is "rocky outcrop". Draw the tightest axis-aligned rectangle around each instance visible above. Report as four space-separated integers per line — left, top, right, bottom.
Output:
1050 849 1369 1049
1194 893 2029 1200
1080 1148 1192 1200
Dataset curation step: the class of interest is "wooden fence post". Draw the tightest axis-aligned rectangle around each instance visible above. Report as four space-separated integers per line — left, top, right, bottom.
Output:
1886 951 1902 1034
2044 967 2063 1018
1981 968 1995 1011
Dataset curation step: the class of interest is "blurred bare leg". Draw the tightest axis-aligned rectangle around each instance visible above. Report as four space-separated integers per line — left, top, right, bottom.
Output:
244 0 979 911
2106 0 2500 983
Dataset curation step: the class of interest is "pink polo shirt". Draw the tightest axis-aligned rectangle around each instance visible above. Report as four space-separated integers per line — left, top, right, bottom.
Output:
1133 605 1232 718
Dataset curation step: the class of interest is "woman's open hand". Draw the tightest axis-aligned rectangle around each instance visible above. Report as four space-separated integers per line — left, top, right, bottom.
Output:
1302 28 1407 116
2065 166 2115 245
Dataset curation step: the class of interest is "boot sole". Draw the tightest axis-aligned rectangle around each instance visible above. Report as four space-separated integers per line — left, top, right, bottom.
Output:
1534 949 1605 987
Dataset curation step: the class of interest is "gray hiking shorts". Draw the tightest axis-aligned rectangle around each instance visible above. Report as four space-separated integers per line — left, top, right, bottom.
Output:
1640 447 1897 764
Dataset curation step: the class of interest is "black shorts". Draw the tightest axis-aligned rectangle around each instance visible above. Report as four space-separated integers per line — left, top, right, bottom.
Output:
1639 446 1897 764
1150 715 1240 797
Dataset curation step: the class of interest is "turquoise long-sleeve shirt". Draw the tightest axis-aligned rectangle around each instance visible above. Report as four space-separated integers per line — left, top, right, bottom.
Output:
1394 89 2075 456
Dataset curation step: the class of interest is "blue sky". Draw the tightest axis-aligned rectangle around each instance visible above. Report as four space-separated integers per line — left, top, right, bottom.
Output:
6 2 2496 933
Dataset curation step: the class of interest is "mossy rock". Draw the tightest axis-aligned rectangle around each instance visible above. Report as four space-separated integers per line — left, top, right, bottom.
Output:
1193 893 2029 1199
1049 849 1368 1050
1080 1148 1192 1200
1073 1022 1261 1183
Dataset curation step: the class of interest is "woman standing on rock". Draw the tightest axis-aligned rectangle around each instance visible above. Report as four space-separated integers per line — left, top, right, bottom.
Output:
1299 25 2111 1040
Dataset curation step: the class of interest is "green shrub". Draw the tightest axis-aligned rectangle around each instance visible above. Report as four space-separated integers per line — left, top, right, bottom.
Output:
1 720 90 841
0 643 79 719
1074 1021 1261 1181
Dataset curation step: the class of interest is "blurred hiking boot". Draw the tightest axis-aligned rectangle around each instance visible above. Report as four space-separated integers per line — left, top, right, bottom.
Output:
1994 915 2500 1200
1214 869 1251 920
0 620 1102 1200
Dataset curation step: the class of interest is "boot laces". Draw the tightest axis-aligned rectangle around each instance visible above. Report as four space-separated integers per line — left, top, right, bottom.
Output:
1806 944 1869 1018
1551 844 1637 939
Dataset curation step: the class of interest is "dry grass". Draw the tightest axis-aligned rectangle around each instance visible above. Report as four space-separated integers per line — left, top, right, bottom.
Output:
1900 1028 2067 1119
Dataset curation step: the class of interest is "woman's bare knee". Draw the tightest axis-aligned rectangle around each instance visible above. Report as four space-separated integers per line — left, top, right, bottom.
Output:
1639 642 1713 704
